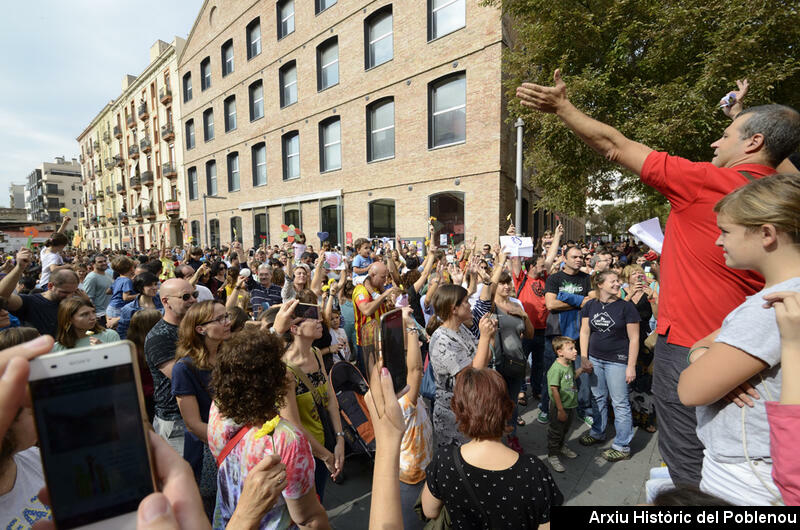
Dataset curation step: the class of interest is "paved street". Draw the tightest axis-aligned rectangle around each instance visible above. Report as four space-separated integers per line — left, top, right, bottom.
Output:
322 399 662 528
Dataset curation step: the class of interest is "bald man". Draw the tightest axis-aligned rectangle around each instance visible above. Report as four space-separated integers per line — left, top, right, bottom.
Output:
144 278 198 453
351 262 397 373
0 248 79 336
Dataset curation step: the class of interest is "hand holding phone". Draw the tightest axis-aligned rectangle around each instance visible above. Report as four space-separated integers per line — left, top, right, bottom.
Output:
378 309 408 395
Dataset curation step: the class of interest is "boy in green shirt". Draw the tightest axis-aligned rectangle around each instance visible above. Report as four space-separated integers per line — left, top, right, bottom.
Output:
547 336 586 472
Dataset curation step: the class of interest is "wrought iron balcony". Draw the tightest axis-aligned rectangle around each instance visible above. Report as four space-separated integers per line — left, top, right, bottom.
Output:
161 123 175 142
114 155 124 168
114 125 122 138
126 115 136 129
130 175 141 190
141 171 154 186
140 137 152 153
128 144 139 159
138 102 149 121
103 131 111 144
162 162 177 179
159 87 172 104
166 201 180 218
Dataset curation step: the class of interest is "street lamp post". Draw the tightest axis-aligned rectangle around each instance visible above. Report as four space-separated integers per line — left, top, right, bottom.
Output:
514 118 524 234
202 193 228 248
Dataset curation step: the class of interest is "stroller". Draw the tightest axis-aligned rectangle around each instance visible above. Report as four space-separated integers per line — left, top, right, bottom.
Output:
328 361 376 460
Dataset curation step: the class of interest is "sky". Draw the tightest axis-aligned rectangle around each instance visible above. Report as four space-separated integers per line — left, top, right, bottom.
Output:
0 0 203 206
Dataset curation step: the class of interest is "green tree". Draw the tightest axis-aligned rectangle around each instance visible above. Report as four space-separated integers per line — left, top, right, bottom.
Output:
488 0 800 216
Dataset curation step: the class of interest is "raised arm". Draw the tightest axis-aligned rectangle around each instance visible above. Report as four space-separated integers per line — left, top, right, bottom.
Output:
0 248 30 312
517 69 653 176
413 249 436 293
545 223 563 271
479 249 507 302
56 216 71 234
309 254 326 298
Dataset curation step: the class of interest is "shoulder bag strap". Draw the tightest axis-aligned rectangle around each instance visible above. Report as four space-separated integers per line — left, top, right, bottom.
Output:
738 170 756 181
452 445 492 528
285 362 325 410
215 425 252 467
516 273 528 299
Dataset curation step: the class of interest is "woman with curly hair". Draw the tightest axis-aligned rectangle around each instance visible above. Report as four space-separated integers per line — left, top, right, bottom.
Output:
172 300 231 515
421 368 563 528
209 328 329 529
52 296 120 351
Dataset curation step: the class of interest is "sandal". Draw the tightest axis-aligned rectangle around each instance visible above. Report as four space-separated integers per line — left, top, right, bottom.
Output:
517 416 526 426
517 394 528 407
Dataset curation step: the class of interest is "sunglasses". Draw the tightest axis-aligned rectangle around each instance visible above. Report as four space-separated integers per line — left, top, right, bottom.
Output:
200 313 231 326
170 292 200 301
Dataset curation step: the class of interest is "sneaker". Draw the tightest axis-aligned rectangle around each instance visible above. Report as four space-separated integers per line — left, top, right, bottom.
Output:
579 433 604 446
580 415 594 427
507 435 524 454
602 448 631 462
548 455 565 472
536 411 549 424
560 446 578 459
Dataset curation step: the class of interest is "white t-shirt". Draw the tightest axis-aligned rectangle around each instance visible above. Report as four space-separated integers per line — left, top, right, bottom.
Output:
0 447 50 528
330 327 352 363
38 249 63 287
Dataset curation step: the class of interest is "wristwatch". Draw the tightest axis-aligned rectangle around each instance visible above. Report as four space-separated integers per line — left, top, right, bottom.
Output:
335 431 345 438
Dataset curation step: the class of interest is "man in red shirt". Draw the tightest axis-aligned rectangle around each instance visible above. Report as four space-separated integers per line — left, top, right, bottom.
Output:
517 70 800 486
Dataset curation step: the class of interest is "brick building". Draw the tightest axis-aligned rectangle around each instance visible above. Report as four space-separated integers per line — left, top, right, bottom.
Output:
178 0 583 250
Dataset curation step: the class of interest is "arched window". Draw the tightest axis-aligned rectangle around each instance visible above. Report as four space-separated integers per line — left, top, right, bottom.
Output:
429 191 464 245
369 199 395 238
209 219 220 248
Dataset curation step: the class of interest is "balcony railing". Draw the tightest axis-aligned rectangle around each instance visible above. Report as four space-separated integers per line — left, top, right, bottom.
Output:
166 201 180 217
128 144 139 159
138 102 149 121
141 171 154 186
161 123 175 142
114 155 124 168
106 186 114 197
96 191 104 201
134 208 144 221
126 115 136 129
162 162 177 179
116 183 126 194
93 140 100 150
143 207 156 219
140 137 152 153
119 212 129 224
114 125 122 138
159 87 172 104
130 175 141 190
44 188 64 196
103 131 111 144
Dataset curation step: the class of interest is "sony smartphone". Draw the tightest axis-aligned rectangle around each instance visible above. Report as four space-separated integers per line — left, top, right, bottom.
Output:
294 302 320 320
28 341 157 530
379 308 408 394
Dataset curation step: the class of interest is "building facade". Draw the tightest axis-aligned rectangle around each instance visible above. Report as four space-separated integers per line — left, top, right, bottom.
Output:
177 0 582 250
9 184 25 209
24 157 82 232
77 38 187 251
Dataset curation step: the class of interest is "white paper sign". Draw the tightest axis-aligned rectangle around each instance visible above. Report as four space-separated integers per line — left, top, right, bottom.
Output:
439 234 448 246
499 236 534 257
628 218 664 254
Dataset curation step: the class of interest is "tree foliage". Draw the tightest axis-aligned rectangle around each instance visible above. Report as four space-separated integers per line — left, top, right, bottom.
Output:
488 0 800 216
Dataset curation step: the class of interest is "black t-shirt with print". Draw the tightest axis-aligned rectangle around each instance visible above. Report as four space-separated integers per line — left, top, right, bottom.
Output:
579 298 641 363
544 270 592 336
144 319 181 420
425 444 563 529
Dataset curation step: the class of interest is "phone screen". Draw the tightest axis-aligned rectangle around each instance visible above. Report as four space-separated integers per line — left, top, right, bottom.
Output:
29 359 154 528
380 309 408 394
294 302 319 320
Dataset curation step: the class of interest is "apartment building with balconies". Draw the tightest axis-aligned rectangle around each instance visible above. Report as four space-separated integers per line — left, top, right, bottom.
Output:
76 37 187 250
24 157 82 232
176 0 582 251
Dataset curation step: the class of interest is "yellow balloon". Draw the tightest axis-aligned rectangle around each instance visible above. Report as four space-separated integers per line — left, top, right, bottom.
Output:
59 208 70 214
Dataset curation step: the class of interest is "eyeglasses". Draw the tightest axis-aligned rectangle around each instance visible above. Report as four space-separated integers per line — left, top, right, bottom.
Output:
200 313 231 326
169 292 200 301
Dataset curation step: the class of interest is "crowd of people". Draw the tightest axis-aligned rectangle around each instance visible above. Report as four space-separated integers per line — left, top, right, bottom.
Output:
0 75 799 529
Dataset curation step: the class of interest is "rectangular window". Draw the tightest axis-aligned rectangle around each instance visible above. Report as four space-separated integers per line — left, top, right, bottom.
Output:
224 96 237 132
200 57 211 90
249 81 264 121
317 38 339 91
188 167 198 200
367 99 394 161
254 213 267 247
183 73 192 102
221 40 234 76
282 132 300 180
429 0 465 40
277 0 295 39
430 73 466 148
319 117 341 172
252 142 267 186
280 62 297 107
227 152 240 191
316 0 336 14
191 220 200 241
209 219 220 248
366 8 392 69
206 160 217 196
247 18 262 59
185 120 195 150
203 108 214 141
230 216 243 243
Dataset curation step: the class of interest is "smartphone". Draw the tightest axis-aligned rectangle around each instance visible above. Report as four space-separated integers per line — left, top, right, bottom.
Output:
28 341 156 529
379 308 408 394
294 302 320 320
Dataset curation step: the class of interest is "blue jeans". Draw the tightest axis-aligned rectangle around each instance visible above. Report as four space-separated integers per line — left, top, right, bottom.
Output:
314 457 328 500
538 338 557 413
588 356 633 453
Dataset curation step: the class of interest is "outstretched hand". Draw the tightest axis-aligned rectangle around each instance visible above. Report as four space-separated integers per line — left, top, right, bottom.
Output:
516 69 568 114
